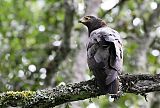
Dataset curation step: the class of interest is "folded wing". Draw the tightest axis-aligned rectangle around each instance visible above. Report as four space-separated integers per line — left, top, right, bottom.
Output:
87 27 123 93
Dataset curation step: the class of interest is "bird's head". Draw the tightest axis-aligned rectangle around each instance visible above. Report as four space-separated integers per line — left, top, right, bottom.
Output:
79 16 97 26
79 16 106 34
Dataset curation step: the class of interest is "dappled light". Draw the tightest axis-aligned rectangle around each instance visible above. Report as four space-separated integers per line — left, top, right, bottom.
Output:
0 0 160 108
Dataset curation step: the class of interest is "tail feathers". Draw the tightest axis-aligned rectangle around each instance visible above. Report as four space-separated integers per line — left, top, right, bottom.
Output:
98 79 119 94
107 79 119 94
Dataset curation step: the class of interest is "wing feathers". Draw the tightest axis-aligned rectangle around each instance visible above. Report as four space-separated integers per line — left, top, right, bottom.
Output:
89 27 123 73
87 26 123 93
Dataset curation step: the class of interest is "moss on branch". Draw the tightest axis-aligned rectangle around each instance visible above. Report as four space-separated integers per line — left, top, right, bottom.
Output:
0 74 160 107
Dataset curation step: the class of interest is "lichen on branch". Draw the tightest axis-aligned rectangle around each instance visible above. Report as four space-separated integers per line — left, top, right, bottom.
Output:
0 74 160 107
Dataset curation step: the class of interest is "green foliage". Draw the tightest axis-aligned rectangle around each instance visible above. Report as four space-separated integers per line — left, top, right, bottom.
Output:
0 0 65 91
0 0 160 108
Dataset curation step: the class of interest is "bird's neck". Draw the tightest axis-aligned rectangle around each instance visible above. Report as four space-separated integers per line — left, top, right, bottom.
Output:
88 20 107 36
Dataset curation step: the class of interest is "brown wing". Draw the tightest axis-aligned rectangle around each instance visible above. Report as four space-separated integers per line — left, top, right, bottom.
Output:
90 27 123 74
87 27 123 88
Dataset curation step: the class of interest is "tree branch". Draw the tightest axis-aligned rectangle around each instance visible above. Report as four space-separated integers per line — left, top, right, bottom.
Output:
133 3 160 73
44 0 75 86
1 74 160 107
100 0 127 18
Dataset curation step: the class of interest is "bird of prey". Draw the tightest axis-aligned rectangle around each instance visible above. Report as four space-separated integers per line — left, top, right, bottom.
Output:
79 16 123 95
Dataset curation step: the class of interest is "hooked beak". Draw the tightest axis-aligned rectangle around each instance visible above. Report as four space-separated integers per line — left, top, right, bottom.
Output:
78 17 86 24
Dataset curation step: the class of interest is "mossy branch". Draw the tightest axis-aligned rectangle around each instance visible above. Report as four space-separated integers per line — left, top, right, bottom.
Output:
0 74 160 107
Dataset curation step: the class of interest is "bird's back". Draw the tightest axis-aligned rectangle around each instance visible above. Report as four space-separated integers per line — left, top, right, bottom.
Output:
87 26 123 94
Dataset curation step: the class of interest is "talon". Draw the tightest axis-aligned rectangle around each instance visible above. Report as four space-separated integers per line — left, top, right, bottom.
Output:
110 91 123 101
140 93 148 102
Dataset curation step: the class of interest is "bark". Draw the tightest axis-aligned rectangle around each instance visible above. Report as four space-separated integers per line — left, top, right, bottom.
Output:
134 3 160 73
132 3 160 108
0 74 160 108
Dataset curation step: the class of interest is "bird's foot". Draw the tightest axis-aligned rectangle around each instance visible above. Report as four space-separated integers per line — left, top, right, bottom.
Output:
110 91 123 101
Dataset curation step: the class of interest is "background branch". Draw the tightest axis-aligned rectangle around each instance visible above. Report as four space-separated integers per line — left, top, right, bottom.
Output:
1 74 160 107
44 0 75 87
133 3 160 73
100 0 127 18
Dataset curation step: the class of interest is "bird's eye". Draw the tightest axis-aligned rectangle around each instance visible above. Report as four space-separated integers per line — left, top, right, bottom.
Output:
84 17 90 20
